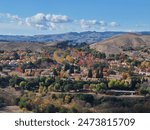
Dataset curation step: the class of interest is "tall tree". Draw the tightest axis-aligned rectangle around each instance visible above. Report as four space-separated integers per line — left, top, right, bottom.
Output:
69 65 74 74
88 69 93 78
99 68 104 78
96 69 100 78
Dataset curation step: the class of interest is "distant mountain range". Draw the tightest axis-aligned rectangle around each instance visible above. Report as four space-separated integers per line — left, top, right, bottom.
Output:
1 31 150 44
1 32 150 55
0 31 123 44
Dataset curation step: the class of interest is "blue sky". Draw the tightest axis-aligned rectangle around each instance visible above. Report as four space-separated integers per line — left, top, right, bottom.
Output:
0 0 150 35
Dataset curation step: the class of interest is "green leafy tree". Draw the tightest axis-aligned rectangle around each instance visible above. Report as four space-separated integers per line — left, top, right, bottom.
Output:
108 80 115 89
45 104 58 113
19 81 27 88
95 83 107 92
45 78 54 87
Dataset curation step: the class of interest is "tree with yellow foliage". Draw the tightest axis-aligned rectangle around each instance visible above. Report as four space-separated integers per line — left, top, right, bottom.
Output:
66 55 73 63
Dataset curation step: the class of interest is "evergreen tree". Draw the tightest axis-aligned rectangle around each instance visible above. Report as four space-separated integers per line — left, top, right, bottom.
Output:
96 69 100 78
88 69 93 78
69 65 74 74
99 69 104 78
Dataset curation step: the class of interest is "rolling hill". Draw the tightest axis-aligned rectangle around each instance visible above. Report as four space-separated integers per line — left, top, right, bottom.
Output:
90 33 150 55
0 42 45 52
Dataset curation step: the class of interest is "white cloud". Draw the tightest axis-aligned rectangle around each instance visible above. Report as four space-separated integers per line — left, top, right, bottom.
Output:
26 13 46 26
6 13 21 22
46 14 69 23
25 13 48 30
79 19 108 29
100 26 107 31
109 22 120 27
135 24 148 28
0 13 71 30
25 13 70 30
99 21 107 26
79 19 99 29
0 13 22 23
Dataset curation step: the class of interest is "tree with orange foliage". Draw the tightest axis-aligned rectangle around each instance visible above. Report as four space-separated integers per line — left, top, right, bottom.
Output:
122 73 128 80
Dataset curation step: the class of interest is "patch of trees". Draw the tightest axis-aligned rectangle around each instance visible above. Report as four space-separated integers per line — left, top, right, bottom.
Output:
92 51 106 59
76 94 94 104
108 80 129 90
34 58 56 68
138 82 150 95
130 77 141 90
79 46 106 59
122 46 134 51
96 69 103 78
94 96 150 112
93 62 108 70
89 83 107 93
21 62 37 70
107 77 143 91
1 74 147 94
142 48 150 54
0 76 10 88
131 60 141 67
12 52 20 60
64 63 80 74
18 97 62 113
49 79 84 92
22 79 39 91
108 54 128 60
17 94 77 113
9 75 25 88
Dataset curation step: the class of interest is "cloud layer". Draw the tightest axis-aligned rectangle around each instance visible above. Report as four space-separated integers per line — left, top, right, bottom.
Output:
0 13 120 33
